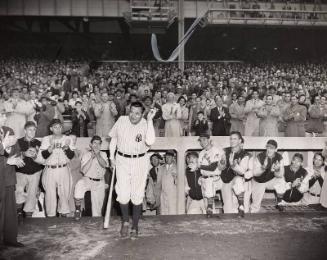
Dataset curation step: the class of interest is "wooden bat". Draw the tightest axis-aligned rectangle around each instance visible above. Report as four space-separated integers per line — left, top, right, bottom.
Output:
103 167 116 229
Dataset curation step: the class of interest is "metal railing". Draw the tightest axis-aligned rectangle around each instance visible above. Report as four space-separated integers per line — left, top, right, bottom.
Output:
207 8 327 26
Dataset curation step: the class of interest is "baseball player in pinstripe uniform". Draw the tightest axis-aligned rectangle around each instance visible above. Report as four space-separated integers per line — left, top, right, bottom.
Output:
108 101 156 238
38 119 75 217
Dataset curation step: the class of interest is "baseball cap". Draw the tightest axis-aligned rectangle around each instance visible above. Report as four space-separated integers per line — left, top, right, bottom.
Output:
293 153 304 162
198 132 210 140
266 139 278 149
50 119 62 127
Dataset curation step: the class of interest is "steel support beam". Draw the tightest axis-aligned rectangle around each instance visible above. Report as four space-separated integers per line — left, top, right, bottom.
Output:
178 0 184 72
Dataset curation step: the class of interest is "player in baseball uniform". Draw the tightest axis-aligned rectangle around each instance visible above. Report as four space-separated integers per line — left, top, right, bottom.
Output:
197 133 225 217
74 135 109 220
108 101 156 238
15 121 43 218
250 139 286 213
38 119 75 217
220 131 251 217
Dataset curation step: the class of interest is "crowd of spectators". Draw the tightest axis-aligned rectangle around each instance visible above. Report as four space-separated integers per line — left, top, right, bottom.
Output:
1 58 327 220
1 59 327 139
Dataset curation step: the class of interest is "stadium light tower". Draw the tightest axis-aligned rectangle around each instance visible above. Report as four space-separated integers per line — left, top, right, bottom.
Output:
178 0 185 72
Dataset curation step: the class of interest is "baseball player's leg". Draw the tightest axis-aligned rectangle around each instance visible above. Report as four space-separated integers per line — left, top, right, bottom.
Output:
232 176 246 216
115 155 132 234
90 181 106 217
56 167 72 215
221 182 238 213
243 180 251 213
15 172 28 206
74 177 90 220
130 156 149 231
42 169 57 217
115 156 132 205
187 199 203 214
271 177 288 210
250 180 267 213
23 171 42 214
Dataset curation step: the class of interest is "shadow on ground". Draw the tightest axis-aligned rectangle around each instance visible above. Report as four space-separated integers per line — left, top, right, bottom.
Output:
1 212 327 260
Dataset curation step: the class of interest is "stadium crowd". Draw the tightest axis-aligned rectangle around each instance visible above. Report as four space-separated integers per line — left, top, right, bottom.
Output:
1 60 327 138
0 59 327 223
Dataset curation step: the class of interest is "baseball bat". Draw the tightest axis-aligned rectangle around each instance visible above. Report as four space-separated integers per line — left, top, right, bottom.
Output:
103 167 116 229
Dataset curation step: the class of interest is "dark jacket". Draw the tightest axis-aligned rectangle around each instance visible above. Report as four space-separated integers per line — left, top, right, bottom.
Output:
185 168 203 200
0 126 20 187
221 147 250 183
254 152 283 183
209 106 231 136
283 165 308 203
71 110 90 137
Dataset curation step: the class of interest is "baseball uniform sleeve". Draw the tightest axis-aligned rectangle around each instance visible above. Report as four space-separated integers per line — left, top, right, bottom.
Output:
232 155 250 176
80 151 92 169
108 118 120 159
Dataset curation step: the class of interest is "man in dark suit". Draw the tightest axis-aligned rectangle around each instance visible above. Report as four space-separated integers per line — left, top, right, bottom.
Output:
0 109 25 247
210 95 231 136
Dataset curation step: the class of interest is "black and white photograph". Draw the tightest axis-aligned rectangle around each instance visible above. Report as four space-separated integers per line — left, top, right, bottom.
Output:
1 0 327 259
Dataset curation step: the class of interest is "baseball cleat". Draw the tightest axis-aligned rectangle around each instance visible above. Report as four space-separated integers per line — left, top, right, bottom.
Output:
120 222 129 238
130 227 139 239
276 205 285 212
74 210 82 221
238 205 245 218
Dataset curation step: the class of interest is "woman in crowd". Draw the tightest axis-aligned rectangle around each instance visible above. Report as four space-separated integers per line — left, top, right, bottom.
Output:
162 92 182 137
177 96 189 136
257 94 280 137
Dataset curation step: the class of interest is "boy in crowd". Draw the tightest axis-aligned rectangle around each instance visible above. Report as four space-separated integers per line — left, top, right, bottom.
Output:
185 152 206 214
145 153 162 214
191 111 209 136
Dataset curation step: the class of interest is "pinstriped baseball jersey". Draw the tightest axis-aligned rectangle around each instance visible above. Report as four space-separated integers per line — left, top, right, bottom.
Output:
108 116 149 154
199 146 225 177
39 135 75 165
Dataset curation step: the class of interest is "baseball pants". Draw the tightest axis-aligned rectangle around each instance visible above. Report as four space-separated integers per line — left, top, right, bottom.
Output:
250 177 287 213
186 197 206 214
42 166 72 217
115 154 149 205
221 176 251 214
15 171 42 213
74 177 105 217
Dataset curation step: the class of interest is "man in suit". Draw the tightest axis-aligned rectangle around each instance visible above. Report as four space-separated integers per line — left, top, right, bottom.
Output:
0 109 25 247
157 150 178 215
210 95 231 136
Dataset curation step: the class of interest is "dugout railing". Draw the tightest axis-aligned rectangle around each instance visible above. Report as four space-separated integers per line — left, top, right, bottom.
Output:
74 136 326 214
